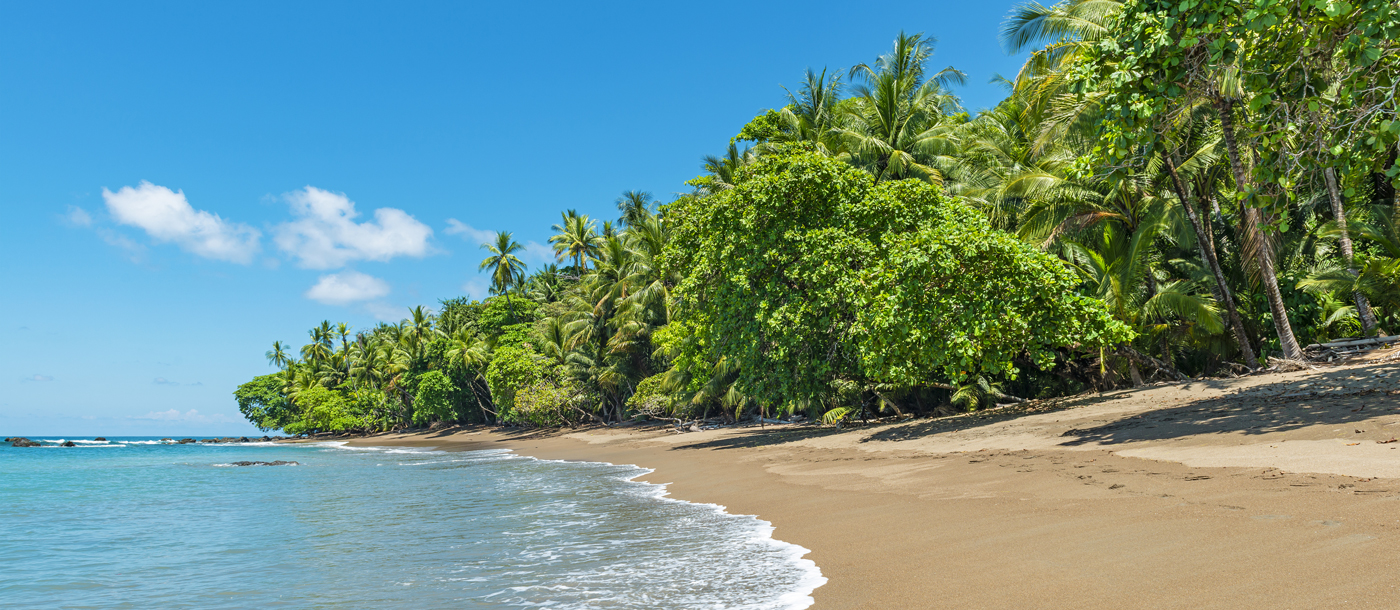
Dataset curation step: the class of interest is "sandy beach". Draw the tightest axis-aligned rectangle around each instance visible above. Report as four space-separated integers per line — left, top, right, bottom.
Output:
350 356 1400 609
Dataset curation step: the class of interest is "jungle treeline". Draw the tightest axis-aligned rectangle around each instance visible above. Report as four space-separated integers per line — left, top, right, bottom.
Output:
236 0 1400 433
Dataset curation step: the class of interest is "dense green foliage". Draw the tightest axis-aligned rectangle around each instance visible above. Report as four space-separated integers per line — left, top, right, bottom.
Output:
411 371 457 426
667 147 1130 411
236 12 1399 433
234 374 295 432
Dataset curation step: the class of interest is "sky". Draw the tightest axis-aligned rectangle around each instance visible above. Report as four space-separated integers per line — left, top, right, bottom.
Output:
0 0 1031 436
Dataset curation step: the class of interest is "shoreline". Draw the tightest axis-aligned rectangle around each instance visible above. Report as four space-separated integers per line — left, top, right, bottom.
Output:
349 357 1400 609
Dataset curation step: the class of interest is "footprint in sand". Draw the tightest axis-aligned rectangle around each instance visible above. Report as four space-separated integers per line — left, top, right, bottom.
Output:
1251 514 1292 521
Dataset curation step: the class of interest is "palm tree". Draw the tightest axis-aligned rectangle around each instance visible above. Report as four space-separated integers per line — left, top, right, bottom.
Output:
1062 219 1224 384
697 143 756 194
548 211 601 273
524 264 567 303
480 231 527 323
480 231 527 294
760 68 846 154
266 341 291 370
616 191 655 227
838 32 967 184
1001 0 1121 125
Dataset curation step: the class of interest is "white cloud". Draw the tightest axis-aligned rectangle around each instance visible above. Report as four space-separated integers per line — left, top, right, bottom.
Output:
305 270 391 305
20 374 53 382
275 187 433 269
102 181 261 263
65 206 93 227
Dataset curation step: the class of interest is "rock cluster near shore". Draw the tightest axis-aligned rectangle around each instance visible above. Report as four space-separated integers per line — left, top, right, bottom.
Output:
225 460 299 467
6 437 41 447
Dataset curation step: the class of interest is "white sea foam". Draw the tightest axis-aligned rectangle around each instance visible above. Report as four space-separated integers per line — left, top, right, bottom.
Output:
512 453 827 610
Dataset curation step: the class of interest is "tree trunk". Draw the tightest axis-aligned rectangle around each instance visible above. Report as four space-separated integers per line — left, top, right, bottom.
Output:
1166 155 1259 367
1215 98 1303 360
1324 166 1378 335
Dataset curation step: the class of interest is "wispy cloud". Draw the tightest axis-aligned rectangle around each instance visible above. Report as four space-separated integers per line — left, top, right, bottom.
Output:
64 206 93 227
102 181 261 263
97 229 147 262
364 301 409 322
446 218 556 267
460 276 491 300
134 409 235 423
305 270 391 305
521 241 555 266
275 187 433 269
444 219 496 247
20 374 53 382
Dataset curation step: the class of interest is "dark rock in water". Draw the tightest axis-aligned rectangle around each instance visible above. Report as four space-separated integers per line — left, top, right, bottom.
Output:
237 437 250 443
200 439 215 443
177 438 196 444
10 437 41 447
62 441 76 447
227 460 299 467
161 438 173 442
259 436 271 442
94 437 107 441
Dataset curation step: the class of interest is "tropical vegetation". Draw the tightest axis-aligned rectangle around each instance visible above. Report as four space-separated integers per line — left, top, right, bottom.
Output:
237 3 1399 434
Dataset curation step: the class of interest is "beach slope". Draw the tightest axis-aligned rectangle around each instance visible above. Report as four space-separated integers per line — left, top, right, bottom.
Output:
352 358 1400 609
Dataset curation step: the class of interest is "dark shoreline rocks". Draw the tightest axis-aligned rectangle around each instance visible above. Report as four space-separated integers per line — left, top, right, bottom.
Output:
226 460 298 467
4 435 291 447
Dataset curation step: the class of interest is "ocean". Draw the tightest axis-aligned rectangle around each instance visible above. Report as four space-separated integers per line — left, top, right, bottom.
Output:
0 437 823 608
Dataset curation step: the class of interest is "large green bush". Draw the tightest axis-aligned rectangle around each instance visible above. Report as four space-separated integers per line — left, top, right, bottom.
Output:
412 370 457 426
665 145 1131 405
485 344 548 419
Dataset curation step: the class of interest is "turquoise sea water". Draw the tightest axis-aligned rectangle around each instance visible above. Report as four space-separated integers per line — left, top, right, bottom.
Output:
0 438 823 608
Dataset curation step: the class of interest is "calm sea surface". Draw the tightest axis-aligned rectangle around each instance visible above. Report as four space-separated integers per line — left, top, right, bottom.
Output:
0 438 823 608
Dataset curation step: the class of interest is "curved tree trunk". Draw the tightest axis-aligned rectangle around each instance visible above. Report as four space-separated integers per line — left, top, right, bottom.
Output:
1323 167 1379 336
1166 156 1259 367
1215 98 1302 360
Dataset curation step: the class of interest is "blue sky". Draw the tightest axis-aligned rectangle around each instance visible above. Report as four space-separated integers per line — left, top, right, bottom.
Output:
0 1 1030 436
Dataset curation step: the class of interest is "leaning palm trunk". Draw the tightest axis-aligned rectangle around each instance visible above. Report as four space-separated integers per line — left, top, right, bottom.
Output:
1323 167 1379 335
1166 156 1258 367
1215 99 1302 360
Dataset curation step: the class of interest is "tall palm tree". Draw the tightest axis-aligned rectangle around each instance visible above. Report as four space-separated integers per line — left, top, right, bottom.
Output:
265 341 291 370
616 191 655 227
838 32 967 183
548 211 601 273
480 231 527 294
480 231 528 323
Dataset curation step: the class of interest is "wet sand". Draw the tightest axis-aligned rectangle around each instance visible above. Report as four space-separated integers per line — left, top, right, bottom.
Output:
351 356 1400 609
